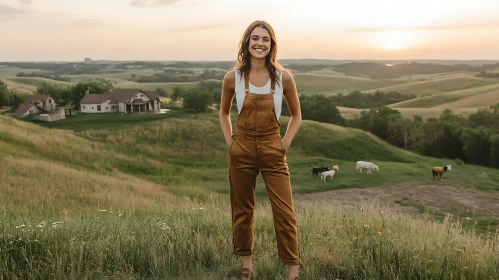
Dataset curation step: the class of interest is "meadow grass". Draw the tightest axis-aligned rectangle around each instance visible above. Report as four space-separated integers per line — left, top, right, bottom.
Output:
30 110 189 131
2 112 499 278
1 200 497 279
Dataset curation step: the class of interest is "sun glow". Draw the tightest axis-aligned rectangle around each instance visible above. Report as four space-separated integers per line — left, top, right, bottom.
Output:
374 31 419 50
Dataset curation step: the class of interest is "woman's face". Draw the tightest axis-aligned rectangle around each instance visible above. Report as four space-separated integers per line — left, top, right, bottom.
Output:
248 26 271 60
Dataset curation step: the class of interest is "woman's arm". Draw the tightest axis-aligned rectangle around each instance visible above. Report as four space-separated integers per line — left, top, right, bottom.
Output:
219 70 236 148
280 70 302 151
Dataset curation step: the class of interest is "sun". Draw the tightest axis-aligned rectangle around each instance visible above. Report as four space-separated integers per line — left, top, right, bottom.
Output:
374 30 419 50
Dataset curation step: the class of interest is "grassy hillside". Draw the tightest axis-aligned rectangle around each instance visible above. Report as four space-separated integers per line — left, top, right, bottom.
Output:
391 83 499 108
338 106 485 120
293 73 403 95
364 76 499 96
6 77 73 87
11 112 499 198
1 113 498 279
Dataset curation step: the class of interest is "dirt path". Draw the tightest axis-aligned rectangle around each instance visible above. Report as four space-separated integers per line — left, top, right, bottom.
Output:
294 184 499 219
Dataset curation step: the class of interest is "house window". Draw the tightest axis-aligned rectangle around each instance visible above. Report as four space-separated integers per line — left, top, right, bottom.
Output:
92 107 94 109
106 107 108 109
97 105 101 111
83 106 86 109
49 99 52 103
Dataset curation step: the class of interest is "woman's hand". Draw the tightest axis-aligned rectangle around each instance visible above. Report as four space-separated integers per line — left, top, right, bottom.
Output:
280 138 291 152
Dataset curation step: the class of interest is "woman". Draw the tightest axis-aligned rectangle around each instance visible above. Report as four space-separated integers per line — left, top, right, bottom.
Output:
219 20 302 280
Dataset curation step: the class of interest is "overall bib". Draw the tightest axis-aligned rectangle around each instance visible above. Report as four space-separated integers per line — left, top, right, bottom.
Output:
229 73 300 265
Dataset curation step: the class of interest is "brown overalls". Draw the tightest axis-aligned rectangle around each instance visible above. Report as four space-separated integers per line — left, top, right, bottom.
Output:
228 72 300 265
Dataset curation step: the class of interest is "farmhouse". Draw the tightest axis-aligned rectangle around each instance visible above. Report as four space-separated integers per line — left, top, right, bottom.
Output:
16 94 66 122
80 88 161 114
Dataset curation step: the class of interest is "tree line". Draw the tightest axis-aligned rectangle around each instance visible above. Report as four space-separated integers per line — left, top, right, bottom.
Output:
0 80 25 108
348 105 499 169
278 91 499 169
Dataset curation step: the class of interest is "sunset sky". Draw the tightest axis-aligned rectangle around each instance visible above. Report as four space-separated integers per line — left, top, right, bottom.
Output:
1 0 499 61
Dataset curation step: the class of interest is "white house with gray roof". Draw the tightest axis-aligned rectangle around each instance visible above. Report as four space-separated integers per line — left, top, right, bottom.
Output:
80 88 161 114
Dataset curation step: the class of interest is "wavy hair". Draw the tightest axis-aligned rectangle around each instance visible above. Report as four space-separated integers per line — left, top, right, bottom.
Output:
235 20 283 86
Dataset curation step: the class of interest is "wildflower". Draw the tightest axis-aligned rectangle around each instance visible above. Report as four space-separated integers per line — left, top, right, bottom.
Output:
380 210 384 214
52 221 62 228
364 224 370 229
309 242 313 245
354 236 357 240
377 231 382 236
322 216 326 219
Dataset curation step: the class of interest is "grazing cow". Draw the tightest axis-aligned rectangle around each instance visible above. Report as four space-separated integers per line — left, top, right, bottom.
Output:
321 170 336 182
312 166 330 176
356 161 379 174
432 164 451 180
331 165 339 173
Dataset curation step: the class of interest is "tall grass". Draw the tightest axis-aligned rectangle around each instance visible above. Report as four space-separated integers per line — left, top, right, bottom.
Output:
1 201 497 279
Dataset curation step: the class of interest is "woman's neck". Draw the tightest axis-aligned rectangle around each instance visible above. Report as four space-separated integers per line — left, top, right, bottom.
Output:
249 57 268 76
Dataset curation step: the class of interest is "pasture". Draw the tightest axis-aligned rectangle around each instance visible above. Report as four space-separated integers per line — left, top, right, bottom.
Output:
1 113 499 279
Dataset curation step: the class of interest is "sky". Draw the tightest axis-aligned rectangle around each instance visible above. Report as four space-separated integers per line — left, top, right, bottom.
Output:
1 0 499 61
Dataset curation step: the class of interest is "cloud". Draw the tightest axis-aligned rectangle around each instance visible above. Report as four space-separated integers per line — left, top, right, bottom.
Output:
178 19 240 31
130 0 185 7
0 4 29 18
18 0 34 4
346 22 499 32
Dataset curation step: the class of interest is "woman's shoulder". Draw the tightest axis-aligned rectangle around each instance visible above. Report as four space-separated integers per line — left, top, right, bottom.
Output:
280 69 294 83
223 70 236 84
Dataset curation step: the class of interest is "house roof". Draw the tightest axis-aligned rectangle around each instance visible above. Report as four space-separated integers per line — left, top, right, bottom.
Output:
16 104 38 116
80 93 117 105
25 95 50 103
80 89 160 105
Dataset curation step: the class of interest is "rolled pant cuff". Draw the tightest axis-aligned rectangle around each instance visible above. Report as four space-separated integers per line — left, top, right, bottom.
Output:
234 250 254 256
279 257 301 265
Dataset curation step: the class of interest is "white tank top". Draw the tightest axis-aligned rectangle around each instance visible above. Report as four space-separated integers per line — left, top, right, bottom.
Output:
234 69 283 120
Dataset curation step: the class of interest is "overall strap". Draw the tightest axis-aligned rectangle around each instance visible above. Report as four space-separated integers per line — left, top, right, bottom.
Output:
244 72 276 96
244 72 250 95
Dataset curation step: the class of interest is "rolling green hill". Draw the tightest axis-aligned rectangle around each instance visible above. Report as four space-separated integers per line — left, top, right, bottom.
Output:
1 112 498 279
364 75 499 96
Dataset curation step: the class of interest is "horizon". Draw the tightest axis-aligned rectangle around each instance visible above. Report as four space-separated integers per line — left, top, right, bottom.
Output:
1 0 499 61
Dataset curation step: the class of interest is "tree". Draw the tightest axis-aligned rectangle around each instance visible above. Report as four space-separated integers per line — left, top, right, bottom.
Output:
388 117 414 150
182 88 213 113
357 106 401 139
170 86 184 103
70 81 113 110
8 91 25 108
461 128 490 166
36 81 72 105
489 134 499 168
0 80 9 107
155 88 169 97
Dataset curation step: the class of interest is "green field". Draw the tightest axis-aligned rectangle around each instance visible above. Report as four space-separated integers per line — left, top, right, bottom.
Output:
391 83 499 108
2 109 499 278
364 75 499 96
293 73 403 95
